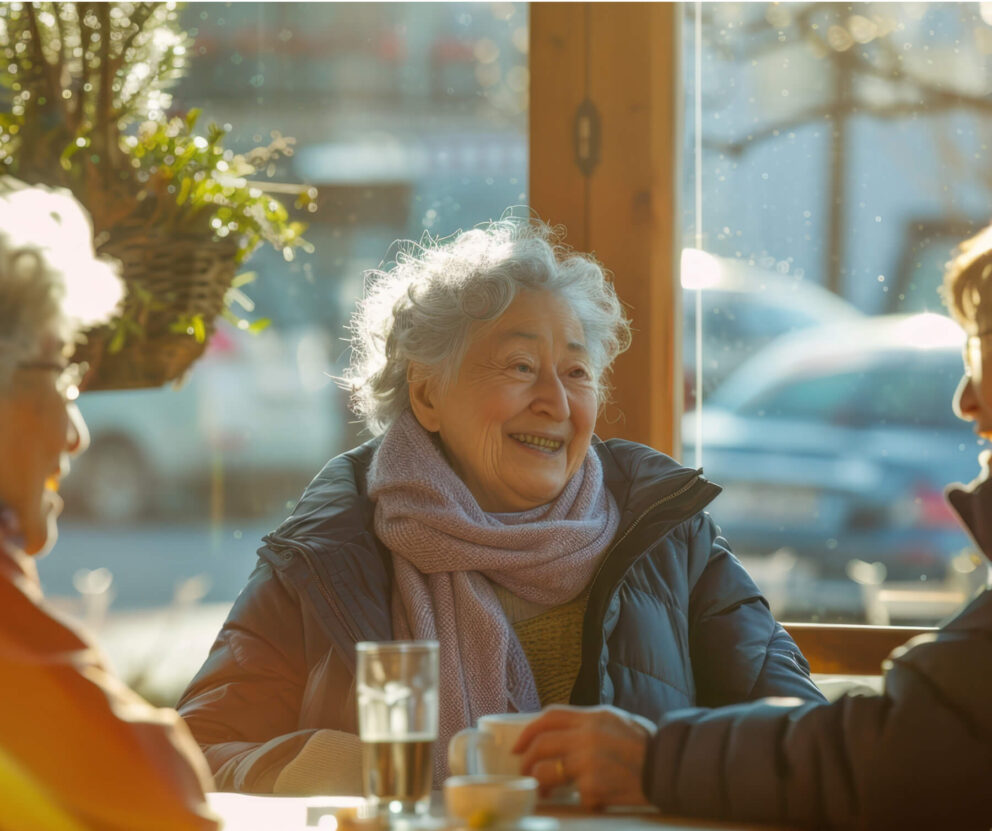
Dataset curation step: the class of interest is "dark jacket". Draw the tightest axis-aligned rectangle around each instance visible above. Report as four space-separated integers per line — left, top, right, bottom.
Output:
178 437 824 792
644 466 992 830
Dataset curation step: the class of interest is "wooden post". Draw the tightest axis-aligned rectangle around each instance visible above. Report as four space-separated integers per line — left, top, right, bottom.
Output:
530 3 681 455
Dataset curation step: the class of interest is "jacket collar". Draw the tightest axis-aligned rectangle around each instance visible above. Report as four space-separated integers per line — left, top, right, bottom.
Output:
267 434 717 554
593 437 721 533
261 437 382 555
946 449 992 563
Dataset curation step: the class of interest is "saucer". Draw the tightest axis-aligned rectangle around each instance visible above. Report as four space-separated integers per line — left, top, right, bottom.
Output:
448 818 558 831
444 775 540 829
540 785 579 807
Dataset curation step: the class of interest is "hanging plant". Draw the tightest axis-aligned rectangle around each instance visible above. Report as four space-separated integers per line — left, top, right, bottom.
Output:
0 2 316 389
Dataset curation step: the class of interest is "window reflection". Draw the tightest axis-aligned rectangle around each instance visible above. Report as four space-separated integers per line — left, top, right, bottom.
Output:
684 2 991 625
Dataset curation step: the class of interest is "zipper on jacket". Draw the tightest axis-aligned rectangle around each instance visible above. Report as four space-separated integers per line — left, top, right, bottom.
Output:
572 471 714 704
587 471 704 598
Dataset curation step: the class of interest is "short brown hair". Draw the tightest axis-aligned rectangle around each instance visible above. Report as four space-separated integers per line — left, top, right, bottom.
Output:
942 223 992 336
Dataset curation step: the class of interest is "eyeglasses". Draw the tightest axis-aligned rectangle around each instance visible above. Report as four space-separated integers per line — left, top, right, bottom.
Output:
16 360 88 401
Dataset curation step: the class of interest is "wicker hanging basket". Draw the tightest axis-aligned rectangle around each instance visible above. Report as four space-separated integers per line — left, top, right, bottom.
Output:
75 230 239 391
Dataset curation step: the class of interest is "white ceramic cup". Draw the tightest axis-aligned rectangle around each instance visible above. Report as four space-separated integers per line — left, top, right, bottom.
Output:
447 712 538 777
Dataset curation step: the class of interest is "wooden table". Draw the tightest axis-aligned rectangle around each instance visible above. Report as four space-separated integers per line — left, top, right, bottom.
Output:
543 804 793 830
207 793 794 831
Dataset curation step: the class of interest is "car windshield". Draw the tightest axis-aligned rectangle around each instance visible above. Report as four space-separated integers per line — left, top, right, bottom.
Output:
731 350 963 429
683 291 827 344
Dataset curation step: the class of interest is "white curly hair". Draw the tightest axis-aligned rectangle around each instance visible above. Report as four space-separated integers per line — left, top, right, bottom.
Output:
0 177 123 389
341 217 632 435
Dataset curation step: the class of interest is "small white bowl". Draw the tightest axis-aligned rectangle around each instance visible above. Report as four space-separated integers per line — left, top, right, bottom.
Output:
444 774 539 826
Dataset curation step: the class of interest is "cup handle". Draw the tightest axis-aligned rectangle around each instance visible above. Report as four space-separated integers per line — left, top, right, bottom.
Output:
448 728 497 776
448 727 479 777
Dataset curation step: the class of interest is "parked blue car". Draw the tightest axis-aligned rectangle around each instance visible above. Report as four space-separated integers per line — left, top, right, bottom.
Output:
683 313 981 582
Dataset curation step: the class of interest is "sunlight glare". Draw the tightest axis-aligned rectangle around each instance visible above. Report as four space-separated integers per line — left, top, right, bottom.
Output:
680 247 722 291
893 312 965 350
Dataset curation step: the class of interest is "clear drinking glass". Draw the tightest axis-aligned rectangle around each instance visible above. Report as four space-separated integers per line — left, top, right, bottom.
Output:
356 640 440 819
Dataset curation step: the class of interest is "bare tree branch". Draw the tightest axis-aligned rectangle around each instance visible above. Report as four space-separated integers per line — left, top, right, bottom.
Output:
24 3 62 115
701 106 838 156
52 4 77 129
702 95 992 158
108 3 158 79
78 1 97 131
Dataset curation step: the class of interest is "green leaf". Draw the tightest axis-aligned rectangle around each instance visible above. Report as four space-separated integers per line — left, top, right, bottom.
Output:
192 314 207 343
176 176 192 206
247 317 271 334
225 286 255 312
107 324 129 354
220 308 244 327
231 271 257 288
107 318 143 354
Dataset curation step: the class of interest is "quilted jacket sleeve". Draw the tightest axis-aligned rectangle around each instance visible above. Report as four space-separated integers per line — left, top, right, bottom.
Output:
644 592 992 829
177 560 340 793
685 512 826 706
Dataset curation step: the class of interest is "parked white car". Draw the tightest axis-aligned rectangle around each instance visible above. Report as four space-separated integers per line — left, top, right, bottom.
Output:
64 323 349 523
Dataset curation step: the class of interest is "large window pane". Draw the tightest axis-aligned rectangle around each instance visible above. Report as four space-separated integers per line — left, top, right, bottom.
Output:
683 2 989 624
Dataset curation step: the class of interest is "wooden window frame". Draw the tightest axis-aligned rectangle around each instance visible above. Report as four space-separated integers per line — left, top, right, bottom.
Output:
530 2 681 454
783 623 934 675
528 3 938 677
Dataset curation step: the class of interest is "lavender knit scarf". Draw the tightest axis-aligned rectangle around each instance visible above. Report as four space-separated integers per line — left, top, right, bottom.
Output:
367 410 620 783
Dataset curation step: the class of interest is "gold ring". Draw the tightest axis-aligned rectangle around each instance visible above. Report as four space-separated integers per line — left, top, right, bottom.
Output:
555 758 566 782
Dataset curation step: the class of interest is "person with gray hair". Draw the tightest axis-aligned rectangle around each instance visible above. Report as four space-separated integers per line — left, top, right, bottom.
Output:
0 177 219 830
179 218 824 795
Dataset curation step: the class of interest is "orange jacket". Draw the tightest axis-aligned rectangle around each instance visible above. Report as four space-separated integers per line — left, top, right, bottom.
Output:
0 542 219 831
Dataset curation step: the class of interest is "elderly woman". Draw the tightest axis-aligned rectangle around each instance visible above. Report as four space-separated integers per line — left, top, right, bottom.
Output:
179 218 824 794
0 178 218 830
514 224 992 827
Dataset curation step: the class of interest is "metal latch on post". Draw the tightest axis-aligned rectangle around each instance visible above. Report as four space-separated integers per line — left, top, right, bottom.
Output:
574 98 602 177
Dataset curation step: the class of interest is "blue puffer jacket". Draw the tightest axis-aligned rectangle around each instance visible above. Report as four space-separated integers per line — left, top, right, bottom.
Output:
178 436 824 791
644 462 992 830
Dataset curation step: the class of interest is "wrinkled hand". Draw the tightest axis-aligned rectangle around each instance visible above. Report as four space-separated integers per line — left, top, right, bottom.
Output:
512 705 656 810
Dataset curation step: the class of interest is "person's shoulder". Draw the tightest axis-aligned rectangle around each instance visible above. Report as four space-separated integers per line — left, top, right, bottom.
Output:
887 589 992 695
0 545 100 668
0 542 40 602
593 437 718 504
262 438 383 558
593 436 691 479
308 437 381 497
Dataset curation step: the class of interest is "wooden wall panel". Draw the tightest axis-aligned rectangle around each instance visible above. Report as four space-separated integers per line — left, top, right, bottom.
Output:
530 3 680 455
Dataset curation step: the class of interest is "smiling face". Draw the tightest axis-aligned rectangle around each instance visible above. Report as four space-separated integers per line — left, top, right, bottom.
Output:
0 334 88 555
408 290 599 512
955 333 992 442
